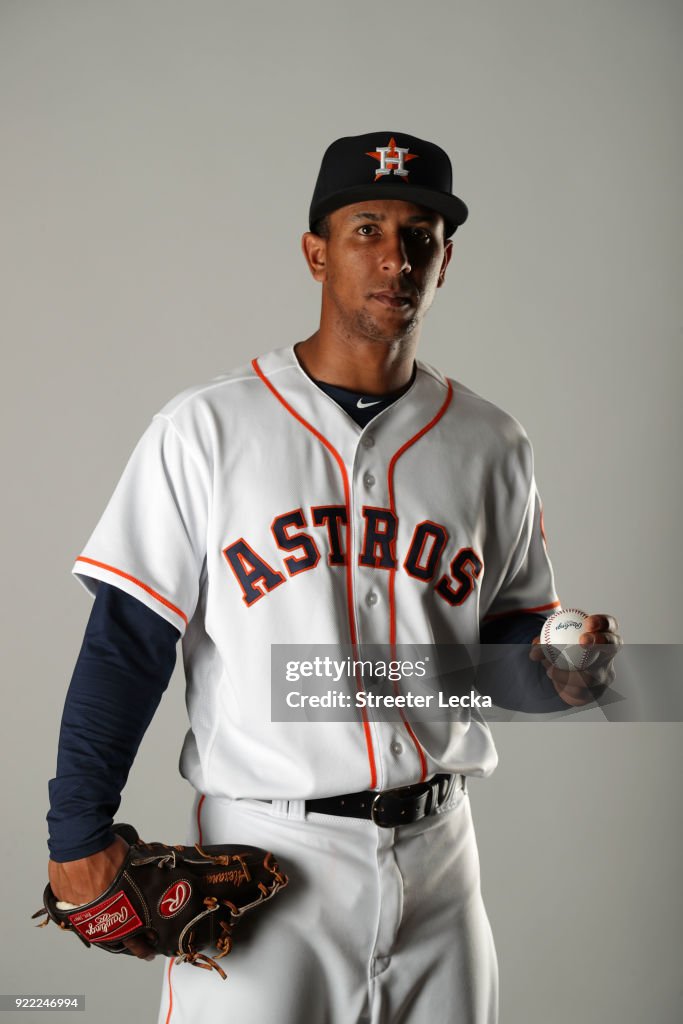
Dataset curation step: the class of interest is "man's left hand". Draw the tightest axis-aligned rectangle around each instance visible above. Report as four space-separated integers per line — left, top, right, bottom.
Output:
529 613 622 706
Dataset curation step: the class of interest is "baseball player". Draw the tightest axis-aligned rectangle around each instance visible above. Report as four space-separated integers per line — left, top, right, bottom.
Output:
45 131 622 1023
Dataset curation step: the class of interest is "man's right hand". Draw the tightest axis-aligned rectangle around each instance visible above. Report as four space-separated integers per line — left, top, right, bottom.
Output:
47 835 158 960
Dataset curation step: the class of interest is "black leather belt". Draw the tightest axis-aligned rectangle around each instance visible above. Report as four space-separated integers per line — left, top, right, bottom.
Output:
306 773 465 828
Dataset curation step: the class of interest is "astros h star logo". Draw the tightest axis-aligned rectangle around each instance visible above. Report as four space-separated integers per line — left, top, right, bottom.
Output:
366 137 418 181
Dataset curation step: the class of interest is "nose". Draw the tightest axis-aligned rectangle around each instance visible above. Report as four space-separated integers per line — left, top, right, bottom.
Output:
380 231 412 275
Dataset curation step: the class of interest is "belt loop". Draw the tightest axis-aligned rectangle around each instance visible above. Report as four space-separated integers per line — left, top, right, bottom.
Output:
271 799 290 818
286 799 306 821
425 777 438 816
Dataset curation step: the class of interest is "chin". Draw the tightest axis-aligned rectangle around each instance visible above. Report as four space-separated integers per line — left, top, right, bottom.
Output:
355 310 419 343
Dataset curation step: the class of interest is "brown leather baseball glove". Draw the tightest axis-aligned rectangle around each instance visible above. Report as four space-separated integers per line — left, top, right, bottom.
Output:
33 823 288 979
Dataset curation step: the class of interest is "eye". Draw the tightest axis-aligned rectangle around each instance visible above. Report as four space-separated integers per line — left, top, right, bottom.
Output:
357 224 378 236
410 227 432 243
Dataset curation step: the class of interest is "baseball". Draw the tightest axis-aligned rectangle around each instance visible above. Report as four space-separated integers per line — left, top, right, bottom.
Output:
541 608 599 671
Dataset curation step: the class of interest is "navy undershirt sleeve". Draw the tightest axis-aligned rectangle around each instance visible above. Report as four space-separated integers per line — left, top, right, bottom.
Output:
47 583 180 862
479 612 570 712
480 612 547 646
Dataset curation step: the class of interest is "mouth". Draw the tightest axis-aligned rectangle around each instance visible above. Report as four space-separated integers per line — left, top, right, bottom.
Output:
370 291 416 310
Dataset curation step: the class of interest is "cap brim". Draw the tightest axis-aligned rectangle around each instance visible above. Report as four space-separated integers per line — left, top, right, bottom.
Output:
309 184 468 238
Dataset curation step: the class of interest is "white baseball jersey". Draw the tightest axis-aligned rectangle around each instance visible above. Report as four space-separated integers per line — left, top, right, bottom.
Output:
73 345 559 799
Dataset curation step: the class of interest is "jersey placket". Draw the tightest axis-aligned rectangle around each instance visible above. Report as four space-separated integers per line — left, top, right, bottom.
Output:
350 424 424 791
351 427 390 646
363 376 454 787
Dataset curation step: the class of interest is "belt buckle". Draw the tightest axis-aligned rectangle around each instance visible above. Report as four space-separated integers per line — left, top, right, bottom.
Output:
371 791 389 827
370 775 460 828
370 784 430 828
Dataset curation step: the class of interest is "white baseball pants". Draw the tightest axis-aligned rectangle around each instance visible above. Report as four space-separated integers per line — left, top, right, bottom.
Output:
157 785 498 1024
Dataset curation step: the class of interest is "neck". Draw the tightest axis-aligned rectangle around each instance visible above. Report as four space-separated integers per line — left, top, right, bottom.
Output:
295 330 419 396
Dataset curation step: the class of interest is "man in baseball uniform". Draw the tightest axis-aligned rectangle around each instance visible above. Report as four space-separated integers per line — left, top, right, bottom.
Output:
46 131 621 1023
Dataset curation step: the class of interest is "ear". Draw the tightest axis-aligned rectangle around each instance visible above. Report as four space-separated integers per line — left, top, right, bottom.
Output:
301 232 327 282
437 239 454 288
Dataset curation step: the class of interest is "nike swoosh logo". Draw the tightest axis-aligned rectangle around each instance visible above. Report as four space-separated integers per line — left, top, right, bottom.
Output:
357 397 382 409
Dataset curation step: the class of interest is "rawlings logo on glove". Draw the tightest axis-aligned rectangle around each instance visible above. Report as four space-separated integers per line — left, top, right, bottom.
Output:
33 824 288 979
159 881 192 917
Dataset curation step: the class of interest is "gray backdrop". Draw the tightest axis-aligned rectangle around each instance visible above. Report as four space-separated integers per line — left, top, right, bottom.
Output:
2 1 681 1021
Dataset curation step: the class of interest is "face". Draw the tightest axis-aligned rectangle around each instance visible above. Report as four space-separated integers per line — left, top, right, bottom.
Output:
305 199 453 345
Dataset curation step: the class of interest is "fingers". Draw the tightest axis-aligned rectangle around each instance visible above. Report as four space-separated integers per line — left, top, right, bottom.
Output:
578 628 623 673
580 632 622 649
528 627 619 706
529 637 544 661
546 658 616 705
584 613 619 634
548 660 615 688
529 612 624 667
550 677 603 706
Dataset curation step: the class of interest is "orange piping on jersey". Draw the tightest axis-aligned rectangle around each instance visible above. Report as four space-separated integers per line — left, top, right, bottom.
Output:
482 600 561 622
387 380 454 645
251 357 377 789
196 794 205 845
539 502 548 547
74 557 189 625
164 958 174 1024
386 379 454 781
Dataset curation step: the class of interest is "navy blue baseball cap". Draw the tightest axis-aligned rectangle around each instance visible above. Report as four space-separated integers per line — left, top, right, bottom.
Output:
309 131 468 238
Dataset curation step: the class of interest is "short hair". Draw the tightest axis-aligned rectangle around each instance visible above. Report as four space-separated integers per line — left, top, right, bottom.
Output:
310 215 331 239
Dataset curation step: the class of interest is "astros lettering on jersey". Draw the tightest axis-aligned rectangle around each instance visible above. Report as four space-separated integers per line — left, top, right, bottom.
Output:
73 346 559 800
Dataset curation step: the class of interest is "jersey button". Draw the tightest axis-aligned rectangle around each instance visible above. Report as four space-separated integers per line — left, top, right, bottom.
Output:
390 740 403 756
364 473 376 488
362 435 375 449
366 591 379 607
